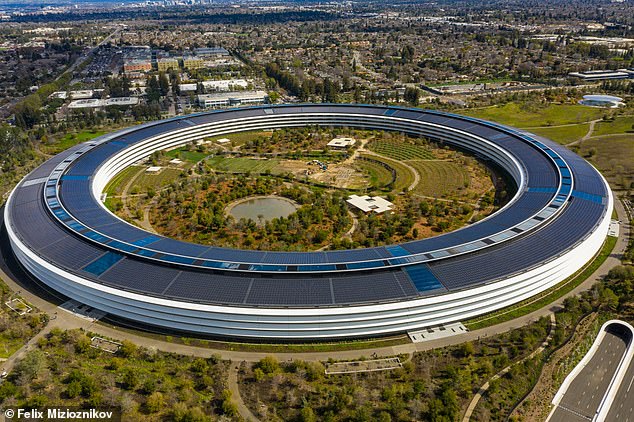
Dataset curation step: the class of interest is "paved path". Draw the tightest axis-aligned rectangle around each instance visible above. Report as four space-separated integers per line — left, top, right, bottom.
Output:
462 314 557 421
565 119 601 147
361 150 420 191
0 196 628 365
227 365 260 422
0 320 57 377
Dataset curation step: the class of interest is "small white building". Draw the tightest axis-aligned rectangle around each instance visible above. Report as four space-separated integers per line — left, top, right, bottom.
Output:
216 138 231 144
328 137 356 149
146 166 162 173
346 195 394 214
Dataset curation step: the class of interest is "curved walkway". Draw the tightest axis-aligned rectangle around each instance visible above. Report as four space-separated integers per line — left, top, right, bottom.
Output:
227 364 259 422
462 313 557 421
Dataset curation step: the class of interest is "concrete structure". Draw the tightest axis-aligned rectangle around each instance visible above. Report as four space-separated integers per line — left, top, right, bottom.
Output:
569 69 634 81
69 90 94 100
194 47 230 57
68 97 138 110
178 83 198 92
549 320 634 422
4 104 612 340
202 79 249 91
68 99 102 109
183 55 204 71
122 46 152 73
197 90 268 108
49 91 68 100
123 59 152 73
157 57 179 72
328 137 356 149
347 195 393 214
579 94 624 108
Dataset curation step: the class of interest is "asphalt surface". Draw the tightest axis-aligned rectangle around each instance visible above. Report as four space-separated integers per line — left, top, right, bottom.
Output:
550 328 629 422
605 348 634 422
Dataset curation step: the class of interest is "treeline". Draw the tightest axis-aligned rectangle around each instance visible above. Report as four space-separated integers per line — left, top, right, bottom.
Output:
265 62 339 102
149 173 352 251
333 195 474 249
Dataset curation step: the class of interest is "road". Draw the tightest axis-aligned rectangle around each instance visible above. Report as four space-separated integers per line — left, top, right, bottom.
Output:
605 346 634 422
549 327 629 422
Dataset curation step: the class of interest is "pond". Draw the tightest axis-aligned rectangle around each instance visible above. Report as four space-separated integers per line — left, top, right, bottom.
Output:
227 196 299 224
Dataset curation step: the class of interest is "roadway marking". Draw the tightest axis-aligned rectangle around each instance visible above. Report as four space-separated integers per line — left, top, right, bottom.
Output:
556 405 592 421
627 374 634 393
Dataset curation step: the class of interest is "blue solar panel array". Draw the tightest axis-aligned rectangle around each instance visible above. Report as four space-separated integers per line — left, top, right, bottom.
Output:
42 104 581 274
4 104 608 307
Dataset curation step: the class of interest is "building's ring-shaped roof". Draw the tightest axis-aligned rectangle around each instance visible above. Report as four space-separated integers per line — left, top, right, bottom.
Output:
6 104 609 308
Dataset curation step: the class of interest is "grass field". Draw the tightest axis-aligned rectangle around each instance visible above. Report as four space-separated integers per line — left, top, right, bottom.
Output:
368 140 435 160
356 159 395 189
463 103 605 127
593 115 634 136
408 160 469 197
44 130 107 154
165 148 209 163
207 156 281 173
201 130 273 146
134 168 183 190
103 166 143 197
361 153 415 192
580 135 634 188
527 123 590 145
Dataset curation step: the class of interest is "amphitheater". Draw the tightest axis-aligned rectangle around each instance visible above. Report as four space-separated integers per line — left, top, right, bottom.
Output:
4 104 613 340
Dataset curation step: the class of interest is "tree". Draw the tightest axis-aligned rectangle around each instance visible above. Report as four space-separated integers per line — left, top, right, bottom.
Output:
14 349 47 384
404 87 420 106
146 76 161 103
118 340 137 358
460 341 475 357
255 356 279 374
221 389 238 417
145 392 164 413
14 95 42 129
158 72 170 97
121 368 138 390
299 406 317 422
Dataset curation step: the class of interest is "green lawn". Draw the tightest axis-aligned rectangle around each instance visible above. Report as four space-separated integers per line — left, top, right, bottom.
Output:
463 102 605 127
593 116 634 137
202 130 273 146
103 166 142 197
206 156 281 173
360 153 414 192
368 140 435 160
134 168 183 190
580 135 634 189
44 130 107 154
408 160 469 197
165 148 209 163
528 123 590 145
356 158 395 189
